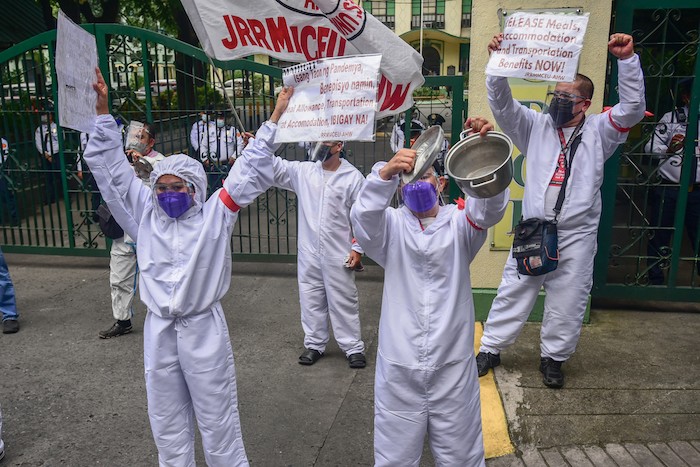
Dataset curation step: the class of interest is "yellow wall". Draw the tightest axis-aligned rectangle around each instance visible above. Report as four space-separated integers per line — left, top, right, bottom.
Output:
468 0 614 287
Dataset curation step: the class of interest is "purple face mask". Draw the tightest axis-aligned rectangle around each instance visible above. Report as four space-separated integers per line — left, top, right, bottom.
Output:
401 181 438 213
157 191 193 218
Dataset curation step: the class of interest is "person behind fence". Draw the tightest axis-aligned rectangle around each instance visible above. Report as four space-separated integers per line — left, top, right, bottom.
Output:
271 140 367 369
427 112 450 175
475 33 647 389
34 107 61 204
350 117 508 466
0 137 19 225
1 246 19 334
78 120 125 223
390 113 426 152
190 107 212 159
200 108 244 193
97 120 165 340
85 67 292 466
644 79 700 285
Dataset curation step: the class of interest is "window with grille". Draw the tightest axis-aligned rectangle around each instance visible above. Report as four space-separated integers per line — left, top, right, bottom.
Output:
364 1 396 29
411 0 445 29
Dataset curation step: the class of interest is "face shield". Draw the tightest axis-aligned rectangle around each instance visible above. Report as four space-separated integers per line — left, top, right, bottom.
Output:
154 180 195 218
125 121 151 154
310 141 341 162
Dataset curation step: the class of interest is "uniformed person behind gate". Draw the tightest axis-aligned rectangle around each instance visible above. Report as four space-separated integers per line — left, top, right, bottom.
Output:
645 79 700 285
199 108 245 193
34 106 61 204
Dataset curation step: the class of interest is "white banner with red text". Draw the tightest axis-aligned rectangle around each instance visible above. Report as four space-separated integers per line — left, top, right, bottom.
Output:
486 12 589 82
275 54 380 143
179 0 424 118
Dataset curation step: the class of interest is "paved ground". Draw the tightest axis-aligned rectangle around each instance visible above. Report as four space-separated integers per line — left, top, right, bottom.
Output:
0 254 699 466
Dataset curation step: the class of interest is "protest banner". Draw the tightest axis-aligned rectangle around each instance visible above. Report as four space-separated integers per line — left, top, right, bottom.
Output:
56 10 98 133
486 12 589 82
179 0 424 118
275 54 380 143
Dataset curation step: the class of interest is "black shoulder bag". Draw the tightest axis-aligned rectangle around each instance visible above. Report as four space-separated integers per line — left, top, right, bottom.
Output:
96 203 124 240
512 123 583 276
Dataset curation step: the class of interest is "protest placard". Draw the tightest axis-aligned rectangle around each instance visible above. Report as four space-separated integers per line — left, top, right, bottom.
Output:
486 12 589 82
56 10 98 134
275 54 381 143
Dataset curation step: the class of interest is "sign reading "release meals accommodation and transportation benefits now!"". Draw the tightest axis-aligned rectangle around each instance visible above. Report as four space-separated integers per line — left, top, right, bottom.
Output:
486 12 590 82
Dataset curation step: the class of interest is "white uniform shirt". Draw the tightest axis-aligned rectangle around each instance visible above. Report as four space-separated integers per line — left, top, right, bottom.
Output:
272 157 364 258
35 122 59 155
83 114 278 318
486 54 647 232
190 120 210 154
351 163 509 367
200 125 243 163
390 118 426 152
645 106 700 183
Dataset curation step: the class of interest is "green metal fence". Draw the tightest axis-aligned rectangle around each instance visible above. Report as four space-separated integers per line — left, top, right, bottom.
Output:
0 25 464 259
594 3 700 301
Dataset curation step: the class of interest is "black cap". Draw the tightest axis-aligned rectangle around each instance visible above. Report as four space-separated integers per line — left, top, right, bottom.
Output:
427 113 445 126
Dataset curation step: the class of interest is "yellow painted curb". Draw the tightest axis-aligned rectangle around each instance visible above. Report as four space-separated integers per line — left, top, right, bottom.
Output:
475 323 515 459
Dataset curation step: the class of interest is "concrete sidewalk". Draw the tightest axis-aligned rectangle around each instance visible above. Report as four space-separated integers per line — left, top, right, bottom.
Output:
0 254 698 466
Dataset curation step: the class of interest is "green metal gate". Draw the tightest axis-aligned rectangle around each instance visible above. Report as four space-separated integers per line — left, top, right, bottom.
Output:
594 3 700 301
0 25 464 259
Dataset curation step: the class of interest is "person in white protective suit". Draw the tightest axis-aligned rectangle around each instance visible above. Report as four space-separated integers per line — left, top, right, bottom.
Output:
271 140 367 368
84 67 293 466
99 121 165 339
475 33 647 388
350 117 509 466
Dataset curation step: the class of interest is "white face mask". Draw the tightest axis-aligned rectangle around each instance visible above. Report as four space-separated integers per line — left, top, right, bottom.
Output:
200 114 208 122
216 119 225 128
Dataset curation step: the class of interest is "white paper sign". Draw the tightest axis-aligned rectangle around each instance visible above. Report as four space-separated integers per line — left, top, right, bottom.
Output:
56 10 98 133
486 12 589 82
275 54 381 143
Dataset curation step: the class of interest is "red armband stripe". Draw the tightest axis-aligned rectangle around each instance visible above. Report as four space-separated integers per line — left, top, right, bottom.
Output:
466 215 484 231
219 189 241 212
608 110 631 133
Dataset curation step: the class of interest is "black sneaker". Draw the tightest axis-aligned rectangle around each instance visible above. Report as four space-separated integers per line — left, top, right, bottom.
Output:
540 357 565 388
2 319 19 334
476 351 500 377
98 321 132 339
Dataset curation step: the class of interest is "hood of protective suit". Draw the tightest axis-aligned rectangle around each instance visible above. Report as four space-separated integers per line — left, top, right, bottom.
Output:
150 154 207 217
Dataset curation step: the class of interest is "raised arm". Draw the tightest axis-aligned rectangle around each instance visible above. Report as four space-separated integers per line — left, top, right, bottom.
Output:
485 33 537 152
221 87 294 208
599 33 647 157
351 149 416 268
83 68 150 239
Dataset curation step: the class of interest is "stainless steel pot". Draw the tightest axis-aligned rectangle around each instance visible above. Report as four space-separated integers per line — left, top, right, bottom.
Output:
445 131 513 199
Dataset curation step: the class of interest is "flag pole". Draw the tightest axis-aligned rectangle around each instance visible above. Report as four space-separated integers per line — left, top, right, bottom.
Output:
207 56 247 134
419 0 424 57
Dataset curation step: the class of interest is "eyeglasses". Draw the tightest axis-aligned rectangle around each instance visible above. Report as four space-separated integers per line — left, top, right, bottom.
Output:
154 182 193 193
547 91 589 103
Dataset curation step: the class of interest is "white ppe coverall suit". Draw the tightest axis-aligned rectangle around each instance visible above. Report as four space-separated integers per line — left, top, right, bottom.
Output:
84 114 279 467
350 162 509 466
110 150 165 322
480 54 646 362
271 157 365 356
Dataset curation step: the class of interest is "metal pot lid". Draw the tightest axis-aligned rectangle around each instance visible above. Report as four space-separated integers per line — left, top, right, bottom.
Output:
401 125 444 184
